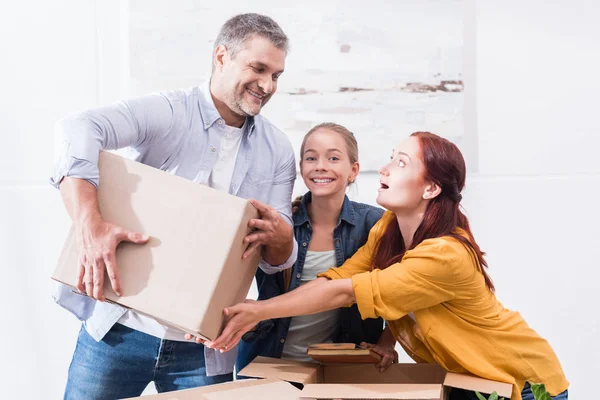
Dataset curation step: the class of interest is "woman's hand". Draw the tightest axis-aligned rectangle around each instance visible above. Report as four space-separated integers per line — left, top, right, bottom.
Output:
205 300 263 351
184 299 260 347
361 341 398 372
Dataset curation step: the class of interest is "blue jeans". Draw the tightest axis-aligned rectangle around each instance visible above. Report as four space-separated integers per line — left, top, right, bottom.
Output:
64 323 232 400
450 382 568 399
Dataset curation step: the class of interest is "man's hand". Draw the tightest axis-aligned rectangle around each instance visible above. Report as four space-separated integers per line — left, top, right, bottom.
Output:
291 195 303 214
243 199 293 264
75 216 149 300
184 333 206 345
360 341 398 373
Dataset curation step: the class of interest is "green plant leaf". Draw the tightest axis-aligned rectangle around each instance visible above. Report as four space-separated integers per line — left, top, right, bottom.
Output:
530 382 552 400
474 391 502 400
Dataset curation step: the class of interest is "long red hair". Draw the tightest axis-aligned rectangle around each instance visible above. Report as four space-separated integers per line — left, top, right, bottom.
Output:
372 132 494 291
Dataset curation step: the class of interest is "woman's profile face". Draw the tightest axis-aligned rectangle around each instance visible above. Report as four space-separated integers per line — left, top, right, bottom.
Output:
377 136 429 212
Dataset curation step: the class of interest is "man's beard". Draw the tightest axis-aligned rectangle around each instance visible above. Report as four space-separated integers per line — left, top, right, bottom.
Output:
237 99 259 117
227 92 258 117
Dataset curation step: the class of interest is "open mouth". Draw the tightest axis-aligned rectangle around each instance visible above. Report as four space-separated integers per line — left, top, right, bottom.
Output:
380 182 389 189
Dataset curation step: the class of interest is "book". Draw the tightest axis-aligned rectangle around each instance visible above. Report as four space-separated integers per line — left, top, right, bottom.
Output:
306 343 382 364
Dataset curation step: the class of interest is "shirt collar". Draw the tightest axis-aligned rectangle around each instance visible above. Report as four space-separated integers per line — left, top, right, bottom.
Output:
294 192 356 227
199 81 256 135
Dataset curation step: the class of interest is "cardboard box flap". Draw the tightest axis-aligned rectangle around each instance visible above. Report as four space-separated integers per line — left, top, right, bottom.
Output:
202 379 301 400
299 383 443 399
443 372 512 398
237 356 321 385
123 378 297 399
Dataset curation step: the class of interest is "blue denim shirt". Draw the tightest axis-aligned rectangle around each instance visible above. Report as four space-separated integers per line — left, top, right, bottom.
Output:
236 192 385 371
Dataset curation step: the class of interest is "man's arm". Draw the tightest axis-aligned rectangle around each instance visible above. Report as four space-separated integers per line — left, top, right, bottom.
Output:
60 177 149 300
52 94 175 188
243 199 295 267
243 141 297 273
53 94 176 299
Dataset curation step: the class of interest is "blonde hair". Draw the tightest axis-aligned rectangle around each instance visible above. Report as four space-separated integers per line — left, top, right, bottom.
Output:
300 122 358 164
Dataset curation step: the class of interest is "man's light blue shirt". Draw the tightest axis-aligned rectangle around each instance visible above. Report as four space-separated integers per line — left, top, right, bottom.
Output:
50 82 297 375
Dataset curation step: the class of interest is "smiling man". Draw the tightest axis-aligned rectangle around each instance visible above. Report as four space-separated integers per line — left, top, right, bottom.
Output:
51 13 297 399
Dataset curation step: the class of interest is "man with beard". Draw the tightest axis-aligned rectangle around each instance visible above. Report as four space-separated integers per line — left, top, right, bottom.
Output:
51 13 296 399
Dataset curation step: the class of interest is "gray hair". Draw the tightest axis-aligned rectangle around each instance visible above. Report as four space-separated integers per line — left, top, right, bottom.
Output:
213 13 289 61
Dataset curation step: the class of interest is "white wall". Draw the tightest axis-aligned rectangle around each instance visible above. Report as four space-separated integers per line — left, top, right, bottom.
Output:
350 1 600 396
127 0 472 172
470 1 600 395
1 0 598 398
0 1 125 398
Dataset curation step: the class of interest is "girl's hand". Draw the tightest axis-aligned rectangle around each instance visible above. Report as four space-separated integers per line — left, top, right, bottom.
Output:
360 341 398 372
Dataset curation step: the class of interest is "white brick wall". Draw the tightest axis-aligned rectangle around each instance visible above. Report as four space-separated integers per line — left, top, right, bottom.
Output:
129 0 471 171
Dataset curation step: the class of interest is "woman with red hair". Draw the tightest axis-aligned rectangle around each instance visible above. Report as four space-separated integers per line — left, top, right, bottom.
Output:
204 132 568 400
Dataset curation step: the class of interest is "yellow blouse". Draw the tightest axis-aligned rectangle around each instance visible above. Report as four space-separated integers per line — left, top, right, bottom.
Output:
319 211 568 400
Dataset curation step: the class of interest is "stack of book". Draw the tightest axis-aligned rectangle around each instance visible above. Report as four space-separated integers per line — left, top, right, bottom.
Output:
306 343 382 364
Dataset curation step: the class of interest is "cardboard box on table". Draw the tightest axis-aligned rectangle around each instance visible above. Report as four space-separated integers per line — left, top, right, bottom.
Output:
52 151 261 341
127 356 513 399
237 356 513 399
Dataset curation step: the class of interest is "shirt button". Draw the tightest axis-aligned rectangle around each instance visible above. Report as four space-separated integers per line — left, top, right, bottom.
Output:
302 242 307 247
296 273 301 279
211 146 216 152
280 338 285 344
218 120 223 124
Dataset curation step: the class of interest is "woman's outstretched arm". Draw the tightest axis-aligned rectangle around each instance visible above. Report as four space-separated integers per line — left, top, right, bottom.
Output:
207 277 355 351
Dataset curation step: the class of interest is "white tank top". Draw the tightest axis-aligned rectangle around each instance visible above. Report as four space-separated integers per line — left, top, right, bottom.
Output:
281 250 340 362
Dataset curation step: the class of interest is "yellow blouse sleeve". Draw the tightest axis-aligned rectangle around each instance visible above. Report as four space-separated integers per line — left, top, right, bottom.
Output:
351 236 467 321
318 212 393 280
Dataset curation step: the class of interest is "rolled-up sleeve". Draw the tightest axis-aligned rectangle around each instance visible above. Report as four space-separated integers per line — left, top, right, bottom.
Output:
50 93 176 188
257 136 297 274
351 238 460 321
258 240 298 274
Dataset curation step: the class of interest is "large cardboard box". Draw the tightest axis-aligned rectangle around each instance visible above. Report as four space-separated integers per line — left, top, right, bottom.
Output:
52 151 261 341
127 357 513 399
237 356 513 399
